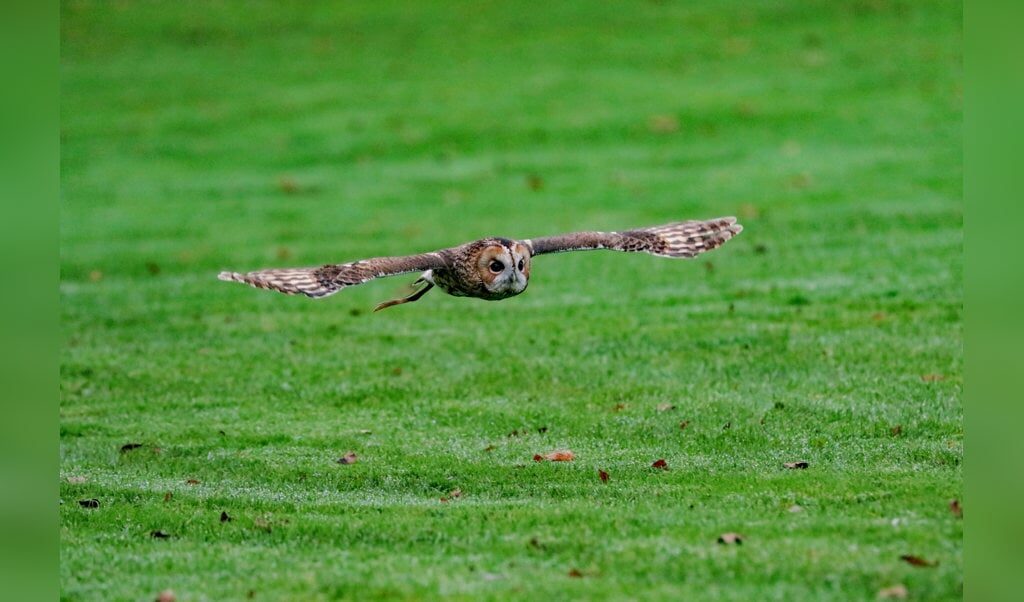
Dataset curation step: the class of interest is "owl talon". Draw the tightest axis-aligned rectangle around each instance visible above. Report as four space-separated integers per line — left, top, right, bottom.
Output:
373 281 434 312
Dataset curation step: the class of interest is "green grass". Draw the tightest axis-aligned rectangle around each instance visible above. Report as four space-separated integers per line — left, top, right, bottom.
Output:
60 1 962 600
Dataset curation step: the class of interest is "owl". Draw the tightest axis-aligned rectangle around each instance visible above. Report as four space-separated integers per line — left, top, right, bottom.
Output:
219 216 742 311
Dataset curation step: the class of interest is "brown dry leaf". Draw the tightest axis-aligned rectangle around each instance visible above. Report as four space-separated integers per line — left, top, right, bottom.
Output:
877 584 908 599
337 451 358 465
537 450 575 462
717 532 743 545
163 492 173 502
78 498 99 508
783 461 809 469
186 479 201 485
278 177 299 194
899 554 938 568
599 469 609 483
220 511 232 523
439 497 449 503
890 425 903 437
150 530 171 539
657 404 676 412
680 420 691 429
648 114 680 133
949 499 963 518
567 568 584 578
921 373 946 382
652 459 669 470
155 589 176 602
483 445 496 452
612 403 627 412
67 476 87 484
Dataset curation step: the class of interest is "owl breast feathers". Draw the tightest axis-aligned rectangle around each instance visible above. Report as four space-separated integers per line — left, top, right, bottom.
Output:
218 216 742 311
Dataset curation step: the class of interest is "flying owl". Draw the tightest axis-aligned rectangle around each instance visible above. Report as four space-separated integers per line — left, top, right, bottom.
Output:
218 217 743 311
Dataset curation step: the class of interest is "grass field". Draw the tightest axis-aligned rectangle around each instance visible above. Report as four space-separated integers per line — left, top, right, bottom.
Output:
60 1 962 600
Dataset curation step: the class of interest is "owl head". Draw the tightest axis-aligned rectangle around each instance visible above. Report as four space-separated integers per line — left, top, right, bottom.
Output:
475 238 531 297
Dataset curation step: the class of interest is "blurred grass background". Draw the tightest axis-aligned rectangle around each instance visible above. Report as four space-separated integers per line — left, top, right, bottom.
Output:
61 1 961 600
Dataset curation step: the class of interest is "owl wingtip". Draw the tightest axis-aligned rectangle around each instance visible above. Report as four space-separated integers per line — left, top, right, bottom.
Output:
218 271 241 282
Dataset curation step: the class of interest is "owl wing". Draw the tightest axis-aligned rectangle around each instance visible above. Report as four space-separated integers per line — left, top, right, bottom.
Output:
523 217 742 258
218 250 452 298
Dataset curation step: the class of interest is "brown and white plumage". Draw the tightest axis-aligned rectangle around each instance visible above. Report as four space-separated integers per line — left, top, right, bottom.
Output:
218 216 742 311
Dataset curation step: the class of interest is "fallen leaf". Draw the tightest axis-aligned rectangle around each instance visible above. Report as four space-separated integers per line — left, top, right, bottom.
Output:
483 445 496 452
877 584 908 599
679 420 691 429
871 312 886 321
155 589 176 602
439 497 449 503
651 459 669 470
220 511 232 523
899 554 938 568
921 374 946 382
163 492 173 502
599 469 609 483
567 568 584 578
657 404 676 412
783 461 809 469
890 425 903 437
78 498 99 508
120 443 143 453
278 177 299 194
949 499 963 518
150 530 171 539
66 476 87 484
718 532 743 545
337 451 358 465
536 450 575 462
612 403 627 412
186 479 201 485
648 114 680 133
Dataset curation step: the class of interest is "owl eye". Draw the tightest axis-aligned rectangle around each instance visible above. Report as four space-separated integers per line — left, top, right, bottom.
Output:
488 259 505 273
517 259 525 271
